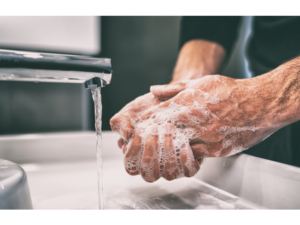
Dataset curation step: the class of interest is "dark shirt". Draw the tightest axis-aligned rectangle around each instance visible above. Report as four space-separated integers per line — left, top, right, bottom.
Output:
179 16 300 166
180 16 300 75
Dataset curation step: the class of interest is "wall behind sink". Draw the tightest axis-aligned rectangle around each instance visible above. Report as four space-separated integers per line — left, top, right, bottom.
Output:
98 16 182 130
0 81 87 134
0 16 99 134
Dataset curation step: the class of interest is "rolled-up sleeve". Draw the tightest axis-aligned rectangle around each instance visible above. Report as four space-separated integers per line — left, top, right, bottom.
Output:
180 16 241 56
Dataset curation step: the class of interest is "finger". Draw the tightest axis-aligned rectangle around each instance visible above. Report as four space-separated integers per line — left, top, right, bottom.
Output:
122 144 127 154
180 142 200 177
110 112 135 141
140 101 171 121
124 130 142 176
150 82 188 99
118 138 125 149
219 145 234 157
141 126 160 182
162 124 179 181
190 143 210 161
131 93 162 113
207 141 223 157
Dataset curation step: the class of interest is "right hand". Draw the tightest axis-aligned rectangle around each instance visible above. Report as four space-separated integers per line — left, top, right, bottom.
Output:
110 86 202 182
109 81 193 155
110 93 164 154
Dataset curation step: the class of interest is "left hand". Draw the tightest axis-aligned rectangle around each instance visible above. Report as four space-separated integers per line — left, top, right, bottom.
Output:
110 92 164 154
171 40 226 82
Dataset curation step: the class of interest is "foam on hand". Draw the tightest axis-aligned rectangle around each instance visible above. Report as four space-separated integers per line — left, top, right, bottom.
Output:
112 77 273 182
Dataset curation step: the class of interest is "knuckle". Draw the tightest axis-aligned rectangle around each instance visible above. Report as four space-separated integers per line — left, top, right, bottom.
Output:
110 114 120 125
110 116 121 132
205 74 215 79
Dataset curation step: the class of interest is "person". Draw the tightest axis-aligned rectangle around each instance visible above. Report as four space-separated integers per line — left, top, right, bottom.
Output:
110 16 300 182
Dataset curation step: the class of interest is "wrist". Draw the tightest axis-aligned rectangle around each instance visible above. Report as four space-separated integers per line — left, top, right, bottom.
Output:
172 40 226 83
250 59 300 129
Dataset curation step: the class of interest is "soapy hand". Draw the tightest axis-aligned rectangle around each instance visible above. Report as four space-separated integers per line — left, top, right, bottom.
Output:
110 88 201 182
110 93 164 154
149 75 279 160
110 40 227 182
112 74 282 182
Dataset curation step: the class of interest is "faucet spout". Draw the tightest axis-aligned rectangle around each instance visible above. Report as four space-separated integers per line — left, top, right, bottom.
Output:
0 49 112 87
84 77 107 89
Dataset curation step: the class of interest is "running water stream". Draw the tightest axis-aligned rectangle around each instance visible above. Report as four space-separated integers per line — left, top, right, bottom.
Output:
91 87 104 210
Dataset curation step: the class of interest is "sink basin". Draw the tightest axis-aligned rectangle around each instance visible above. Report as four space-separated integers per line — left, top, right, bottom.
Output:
0 159 32 209
0 131 299 209
18 160 256 209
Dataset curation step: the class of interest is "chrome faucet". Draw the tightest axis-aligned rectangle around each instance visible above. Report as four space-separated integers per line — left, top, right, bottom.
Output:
0 49 112 88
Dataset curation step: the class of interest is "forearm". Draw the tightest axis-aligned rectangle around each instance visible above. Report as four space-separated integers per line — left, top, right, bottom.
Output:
172 39 226 83
252 56 300 128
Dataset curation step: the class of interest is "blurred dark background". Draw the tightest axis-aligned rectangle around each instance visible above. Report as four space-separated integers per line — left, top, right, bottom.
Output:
0 16 252 134
98 16 182 130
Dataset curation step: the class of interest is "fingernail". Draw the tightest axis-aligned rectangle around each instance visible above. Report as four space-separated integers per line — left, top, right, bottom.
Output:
150 85 163 92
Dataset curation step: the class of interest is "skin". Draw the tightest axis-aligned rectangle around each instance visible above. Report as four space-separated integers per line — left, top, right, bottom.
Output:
111 40 225 144
172 40 226 82
111 93 162 154
111 40 221 181
110 40 300 183
150 65 300 158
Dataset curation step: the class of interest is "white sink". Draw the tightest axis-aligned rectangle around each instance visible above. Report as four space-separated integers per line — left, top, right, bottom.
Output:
0 131 299 209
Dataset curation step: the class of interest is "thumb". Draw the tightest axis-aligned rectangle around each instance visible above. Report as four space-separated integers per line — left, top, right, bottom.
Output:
150 81 188 99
